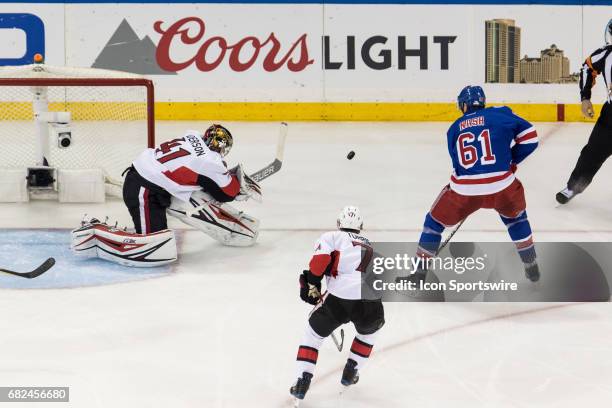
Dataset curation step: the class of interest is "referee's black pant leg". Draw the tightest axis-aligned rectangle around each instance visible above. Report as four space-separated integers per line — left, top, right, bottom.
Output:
568 104 612 193
123 170 171 234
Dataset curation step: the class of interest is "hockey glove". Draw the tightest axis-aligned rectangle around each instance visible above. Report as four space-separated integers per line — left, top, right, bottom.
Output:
299 270 322 305
230 163 262 202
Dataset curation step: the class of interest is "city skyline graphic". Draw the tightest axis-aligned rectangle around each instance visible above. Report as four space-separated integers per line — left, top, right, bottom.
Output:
485 19 578 84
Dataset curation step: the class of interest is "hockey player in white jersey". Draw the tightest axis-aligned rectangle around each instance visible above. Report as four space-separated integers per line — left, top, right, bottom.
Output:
290 206 384 404
71 124 261 266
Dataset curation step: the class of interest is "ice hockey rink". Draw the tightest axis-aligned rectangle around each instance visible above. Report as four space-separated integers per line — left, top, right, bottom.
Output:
2 121 612 407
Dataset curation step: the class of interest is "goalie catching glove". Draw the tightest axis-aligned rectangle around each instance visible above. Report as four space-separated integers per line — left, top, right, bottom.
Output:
230 163 262 202
299 270 323 305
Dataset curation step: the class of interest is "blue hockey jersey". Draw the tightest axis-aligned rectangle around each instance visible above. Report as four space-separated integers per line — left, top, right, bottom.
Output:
446 106 538 196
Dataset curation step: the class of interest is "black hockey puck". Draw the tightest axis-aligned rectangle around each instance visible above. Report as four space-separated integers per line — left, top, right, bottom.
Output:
347 151 355 160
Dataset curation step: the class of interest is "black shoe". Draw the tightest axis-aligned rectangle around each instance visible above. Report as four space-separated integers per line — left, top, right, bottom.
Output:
525 261 540 282
341 359 359 386
556 188 576 205
290 372 313 400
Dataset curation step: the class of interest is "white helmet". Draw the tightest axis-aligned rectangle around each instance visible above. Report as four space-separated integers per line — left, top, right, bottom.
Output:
337 205 363 231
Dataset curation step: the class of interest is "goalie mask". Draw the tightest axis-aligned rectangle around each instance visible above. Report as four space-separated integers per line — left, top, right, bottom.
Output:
606 18 612 45
204 124 233 157
337 205 363 232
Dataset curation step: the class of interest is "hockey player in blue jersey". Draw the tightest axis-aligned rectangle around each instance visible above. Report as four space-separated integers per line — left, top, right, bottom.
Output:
414 85 540 282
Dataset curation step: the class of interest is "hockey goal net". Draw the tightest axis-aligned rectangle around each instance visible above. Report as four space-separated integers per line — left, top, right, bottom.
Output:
0 64 154 188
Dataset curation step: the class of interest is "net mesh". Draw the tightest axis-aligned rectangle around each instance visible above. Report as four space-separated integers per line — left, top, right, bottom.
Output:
0 64 152 184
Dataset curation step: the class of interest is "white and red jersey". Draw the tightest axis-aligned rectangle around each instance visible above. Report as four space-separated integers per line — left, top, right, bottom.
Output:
133 130 240 202
309 230 372 300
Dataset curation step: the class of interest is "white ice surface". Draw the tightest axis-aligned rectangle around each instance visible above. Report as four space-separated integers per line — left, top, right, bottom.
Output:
1 122 612 407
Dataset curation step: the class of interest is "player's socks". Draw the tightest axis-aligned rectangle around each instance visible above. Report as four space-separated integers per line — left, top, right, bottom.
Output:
294 325 323 380
290 372 313 400
402 213 445 285
524 261 540 282
341 359 359 386
500 211 539 281
343 332 376 385
556 187 576 204
417 213 445 257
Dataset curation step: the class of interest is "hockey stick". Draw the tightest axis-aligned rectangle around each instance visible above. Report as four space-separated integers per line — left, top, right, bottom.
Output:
331 328 345 352
0 257 55 279
435 219 465 256
249 122 288 182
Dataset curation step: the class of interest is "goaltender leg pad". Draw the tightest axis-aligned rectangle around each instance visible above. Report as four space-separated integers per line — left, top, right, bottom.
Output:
71 222 177 267
167 191 259 247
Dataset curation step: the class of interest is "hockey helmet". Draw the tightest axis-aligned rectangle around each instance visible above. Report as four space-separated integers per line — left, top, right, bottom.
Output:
203 124 233 157
606 18 612 45
457 85 486 112
337 205 363 231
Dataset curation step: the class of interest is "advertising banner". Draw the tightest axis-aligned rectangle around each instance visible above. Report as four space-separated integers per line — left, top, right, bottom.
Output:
1 2 611 119
63 3 611 104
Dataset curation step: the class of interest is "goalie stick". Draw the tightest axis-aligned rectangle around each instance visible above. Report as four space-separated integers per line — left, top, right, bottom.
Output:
249 122 288 182
0 257 55 279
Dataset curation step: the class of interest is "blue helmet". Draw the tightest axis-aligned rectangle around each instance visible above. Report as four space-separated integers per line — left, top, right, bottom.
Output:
457 85 486 112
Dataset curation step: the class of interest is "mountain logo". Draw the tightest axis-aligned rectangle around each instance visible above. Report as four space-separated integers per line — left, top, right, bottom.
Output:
92 18 176 75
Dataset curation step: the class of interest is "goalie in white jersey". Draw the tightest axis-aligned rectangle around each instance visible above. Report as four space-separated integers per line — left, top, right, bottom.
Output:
71 125 261 267
290 206 385 404
124 124 260 234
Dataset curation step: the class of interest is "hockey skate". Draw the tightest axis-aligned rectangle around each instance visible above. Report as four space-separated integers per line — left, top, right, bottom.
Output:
524 261 540 282
341 359 359 386
290 372 313 405
395 269 426 287
556 187 577 205
395 257 427 288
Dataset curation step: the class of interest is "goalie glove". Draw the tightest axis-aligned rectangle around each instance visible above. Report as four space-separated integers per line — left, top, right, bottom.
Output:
299 270 323 305
230 163 262 202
